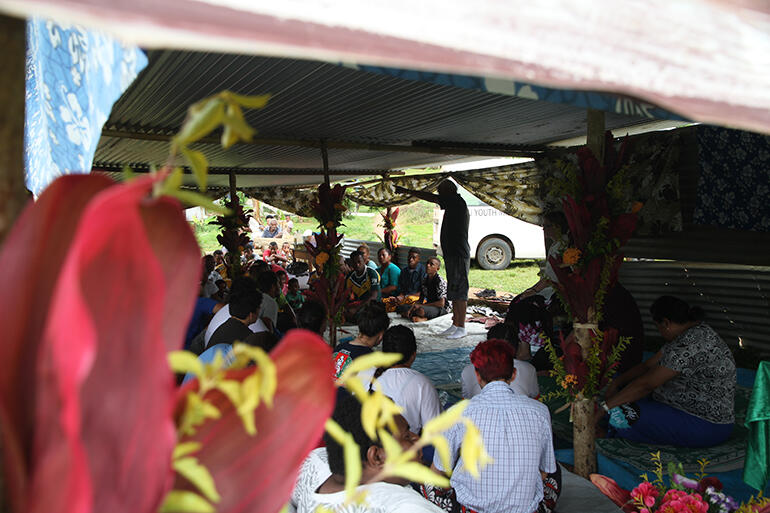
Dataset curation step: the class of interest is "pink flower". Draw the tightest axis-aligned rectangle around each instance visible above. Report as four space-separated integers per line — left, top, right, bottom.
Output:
631 482 659 508
658 493 709 513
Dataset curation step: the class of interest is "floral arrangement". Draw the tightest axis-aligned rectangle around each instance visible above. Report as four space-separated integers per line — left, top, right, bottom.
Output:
592 453 770 513
542 328 630 403
547 131 640 324
209 200 251 276
378 207 401 259
304 182 350 345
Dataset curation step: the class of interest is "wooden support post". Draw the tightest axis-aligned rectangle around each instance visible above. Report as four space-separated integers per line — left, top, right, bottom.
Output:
0 15 28 245
228 169 237 207
321 139 330 186
587 109 606 161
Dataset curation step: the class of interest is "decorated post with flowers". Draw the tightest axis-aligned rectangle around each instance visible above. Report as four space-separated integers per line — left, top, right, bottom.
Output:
209 199 252 278
304 183 350 347
378 206 400 264
544 131 642 477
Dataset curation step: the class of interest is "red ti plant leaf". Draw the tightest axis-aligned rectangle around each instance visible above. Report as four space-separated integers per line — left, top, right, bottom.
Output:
609 213 638 247
589 474 636 512
561 196 592 248
176 330 335 513
0 174 201 513
577 146 607 196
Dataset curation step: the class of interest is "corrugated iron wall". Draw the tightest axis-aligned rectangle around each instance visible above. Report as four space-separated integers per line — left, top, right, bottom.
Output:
619 261 770 353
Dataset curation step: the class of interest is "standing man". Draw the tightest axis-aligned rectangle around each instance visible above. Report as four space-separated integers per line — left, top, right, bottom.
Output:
395 180 469 339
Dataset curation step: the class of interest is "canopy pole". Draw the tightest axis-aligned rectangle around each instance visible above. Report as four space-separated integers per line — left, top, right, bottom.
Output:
321 139 330 186
228 169 237 206
587 108 605 162
0 14 28 244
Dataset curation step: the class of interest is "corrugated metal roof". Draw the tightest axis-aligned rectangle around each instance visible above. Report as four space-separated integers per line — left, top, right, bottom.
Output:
94 49 654 180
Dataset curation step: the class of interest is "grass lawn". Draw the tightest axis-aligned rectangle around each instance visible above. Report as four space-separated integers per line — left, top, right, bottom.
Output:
192 198 542 295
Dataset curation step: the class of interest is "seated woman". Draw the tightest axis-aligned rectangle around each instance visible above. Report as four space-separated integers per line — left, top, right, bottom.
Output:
397 257 447 321
291 392 444 513
377 247 401 298
599 295 736 447
371 326 441 434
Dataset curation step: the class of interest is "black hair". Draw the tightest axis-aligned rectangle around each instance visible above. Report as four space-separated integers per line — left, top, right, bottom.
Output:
487 322 519 354
323 392 379 475
408 247 420 256
349 250 363 261
650 295 705 324
256 271 279 292
288 277 299 286
230 276 258 298
504 295 554 344
373 326 417 379
357 301 389 337
297 300 327 334
229 289 263 319
378 247 391 256
213 249 223 256
269 241 278 248
248 260 268 279
427 256 440 268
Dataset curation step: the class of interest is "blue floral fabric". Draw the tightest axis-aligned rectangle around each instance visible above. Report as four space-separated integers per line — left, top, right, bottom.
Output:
694 126 770 232
353 64 687 121
25 19 147 195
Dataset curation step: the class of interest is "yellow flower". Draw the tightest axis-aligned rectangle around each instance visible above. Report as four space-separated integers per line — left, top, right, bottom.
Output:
562 247 582 266
560 374 578 389
631 201 644 214
316 252 329 266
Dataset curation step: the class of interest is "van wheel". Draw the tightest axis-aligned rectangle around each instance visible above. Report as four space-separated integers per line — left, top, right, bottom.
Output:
477 237 512 270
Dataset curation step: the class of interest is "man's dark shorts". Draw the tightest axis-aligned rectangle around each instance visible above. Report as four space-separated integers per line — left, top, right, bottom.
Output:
443 254 470 301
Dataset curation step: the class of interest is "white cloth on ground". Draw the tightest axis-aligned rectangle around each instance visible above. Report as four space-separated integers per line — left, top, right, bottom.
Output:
372 367 441 433
434 381 556 513
460 360 539 399
203 304 268 348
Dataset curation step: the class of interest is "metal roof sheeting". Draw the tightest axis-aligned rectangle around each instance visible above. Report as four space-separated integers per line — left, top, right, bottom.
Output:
94 49 654 180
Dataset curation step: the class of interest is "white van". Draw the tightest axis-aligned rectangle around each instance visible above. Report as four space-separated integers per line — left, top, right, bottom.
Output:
433 186 545 270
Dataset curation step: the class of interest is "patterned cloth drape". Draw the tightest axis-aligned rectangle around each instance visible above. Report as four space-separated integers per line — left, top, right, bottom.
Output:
243 132 683 233
694 126 770 232
25 19 148 195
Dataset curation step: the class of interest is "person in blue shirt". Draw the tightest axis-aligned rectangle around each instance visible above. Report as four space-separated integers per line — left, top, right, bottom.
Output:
262 217 282 238
377 247 401 297
397 247 426 296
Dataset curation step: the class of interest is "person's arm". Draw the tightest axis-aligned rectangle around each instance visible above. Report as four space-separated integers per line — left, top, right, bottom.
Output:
604 364 678 409
393 185 441 204
605 350 663 399
422 297 445 309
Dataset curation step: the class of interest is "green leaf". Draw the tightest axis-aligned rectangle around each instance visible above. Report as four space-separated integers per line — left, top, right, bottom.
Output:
173 442 202 460
164 189 230 215
324 418 348 445
162 167 184 193
422 400 468 436
173 457 221 503
224 91 271 109
175 98 225 146
121 165 134 181
181 147 209 191
387 462 450 488
159 490 214 513
338 352 403 383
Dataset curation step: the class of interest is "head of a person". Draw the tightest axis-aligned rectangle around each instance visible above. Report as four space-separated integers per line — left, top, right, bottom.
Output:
407 248 421 269
350 250 365 273
268 218 279 231
650 295 704 341
202 254 216 275
229 289 263 323
288 277 300 293
323 392 418 483
224 252 234 266
229 276 258 298
377 247 392 267
470 339 516 385
285 214 291 221
276 270 288 287
543 211 568 242
296 299 327 334
382 325 417 367
487 322 519 355
357 243 371 262
257 271 280 297
243 244 254 257
425 256 440 277
213 249 224 265
248 260 269 279
357 301 390 343
282 241 291 252
269 241 278 251
215 279 227 292
437 179 457 198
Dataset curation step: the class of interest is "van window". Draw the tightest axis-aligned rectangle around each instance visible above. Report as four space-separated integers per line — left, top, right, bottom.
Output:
457 185 486 207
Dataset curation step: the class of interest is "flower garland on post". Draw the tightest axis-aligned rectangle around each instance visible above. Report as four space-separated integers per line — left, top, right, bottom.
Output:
304 183 349 347
378 207 400 264
544 131 642 477
209 199 251 278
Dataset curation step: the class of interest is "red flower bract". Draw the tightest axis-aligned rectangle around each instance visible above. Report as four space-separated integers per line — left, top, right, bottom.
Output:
0 175 200 513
